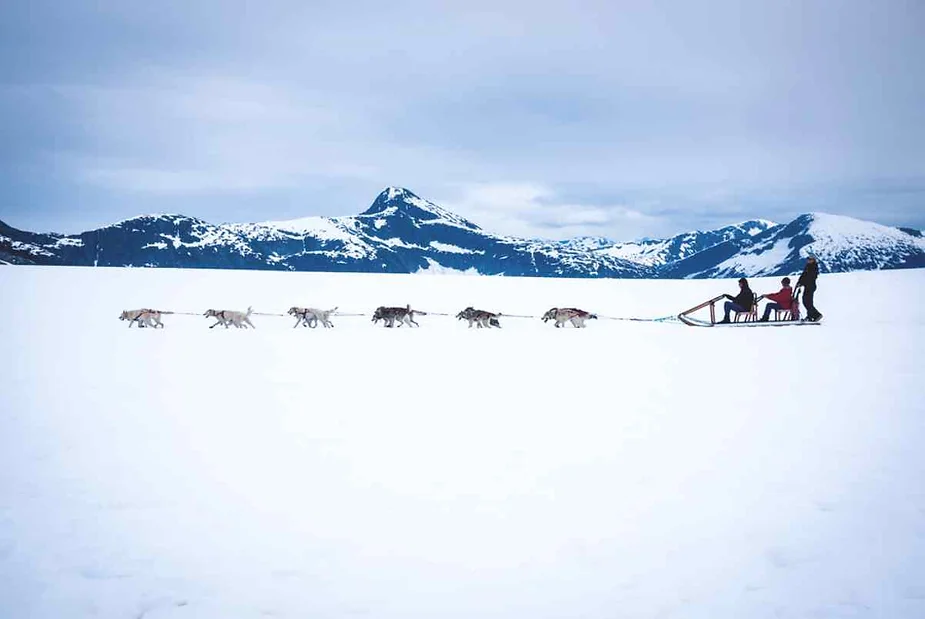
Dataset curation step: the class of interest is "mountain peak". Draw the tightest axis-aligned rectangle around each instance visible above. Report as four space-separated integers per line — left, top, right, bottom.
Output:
383 186 415 201
360 187 481 231
365 186 428 211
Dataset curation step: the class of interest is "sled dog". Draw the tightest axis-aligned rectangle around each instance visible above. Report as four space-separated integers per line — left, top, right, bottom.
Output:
455 307 502 328
372 305 423 328
119 308 170 328
204 307 255 329
288 306 337 328
541 307 598 328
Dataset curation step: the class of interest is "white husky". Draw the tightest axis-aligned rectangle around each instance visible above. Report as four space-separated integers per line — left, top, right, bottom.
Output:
204 307 255 329
119 308 171 328
288 306 337 328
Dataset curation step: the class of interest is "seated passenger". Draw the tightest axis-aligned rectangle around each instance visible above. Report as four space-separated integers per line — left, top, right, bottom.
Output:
718 278 755 324
759 277 794 322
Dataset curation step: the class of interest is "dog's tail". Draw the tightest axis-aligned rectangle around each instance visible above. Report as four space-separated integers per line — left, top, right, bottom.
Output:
246 306 253 316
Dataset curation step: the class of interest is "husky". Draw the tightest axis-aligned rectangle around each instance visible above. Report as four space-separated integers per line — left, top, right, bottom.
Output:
371 305 424 328
288 306 312 328
204 307 255 329
541 307 598 328
119 308 171 328
288 306 337 328
456 307 502 328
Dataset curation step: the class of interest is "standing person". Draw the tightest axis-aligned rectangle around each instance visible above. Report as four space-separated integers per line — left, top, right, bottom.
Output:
796 255 823 322
759 277 794 322
718 278 755 324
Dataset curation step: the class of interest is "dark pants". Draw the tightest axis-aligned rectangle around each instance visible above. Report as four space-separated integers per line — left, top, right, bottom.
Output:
803 286 821 320
723 301 745 320
761 302 784 320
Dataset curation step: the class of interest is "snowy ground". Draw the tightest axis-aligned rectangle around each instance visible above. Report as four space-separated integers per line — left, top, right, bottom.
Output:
1 265 924 619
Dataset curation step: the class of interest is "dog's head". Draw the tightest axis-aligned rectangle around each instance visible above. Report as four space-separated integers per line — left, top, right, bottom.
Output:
119 310 130 321
203 309 218 318
287 307 301 316
542 308 558 322
372 307 385 322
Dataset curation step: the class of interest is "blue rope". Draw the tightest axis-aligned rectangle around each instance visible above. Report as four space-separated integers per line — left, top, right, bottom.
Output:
598 314 680 324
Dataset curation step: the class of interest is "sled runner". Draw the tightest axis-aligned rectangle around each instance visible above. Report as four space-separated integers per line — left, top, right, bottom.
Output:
678 294 822 328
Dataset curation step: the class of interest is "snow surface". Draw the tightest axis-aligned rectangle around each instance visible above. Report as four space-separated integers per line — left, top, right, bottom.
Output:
1 266 924 619
710 235 794 276
1 237 55 257
253 216 357 240
802 212 925 267
53 237 85 248
414 258 483 275
428 241 480 254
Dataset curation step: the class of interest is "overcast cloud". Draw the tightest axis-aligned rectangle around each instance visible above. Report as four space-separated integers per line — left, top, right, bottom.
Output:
1 0 922 240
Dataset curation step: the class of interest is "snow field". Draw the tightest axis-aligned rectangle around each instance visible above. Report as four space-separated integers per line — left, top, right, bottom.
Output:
1 265 924 618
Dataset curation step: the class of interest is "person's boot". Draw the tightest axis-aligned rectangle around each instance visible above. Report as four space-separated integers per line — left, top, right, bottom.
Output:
759 316 769 322
717 317 730 324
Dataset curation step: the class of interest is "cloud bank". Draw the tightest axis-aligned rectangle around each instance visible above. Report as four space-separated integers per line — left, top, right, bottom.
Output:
1 0 923 238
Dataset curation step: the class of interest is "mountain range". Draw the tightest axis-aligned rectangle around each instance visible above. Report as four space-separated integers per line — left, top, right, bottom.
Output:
2 187 923 278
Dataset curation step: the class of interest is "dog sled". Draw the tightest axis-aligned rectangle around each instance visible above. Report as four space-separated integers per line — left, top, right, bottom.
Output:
678 293 822 328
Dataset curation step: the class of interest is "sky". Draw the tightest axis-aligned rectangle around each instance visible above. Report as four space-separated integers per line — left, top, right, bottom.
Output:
1 0 923 241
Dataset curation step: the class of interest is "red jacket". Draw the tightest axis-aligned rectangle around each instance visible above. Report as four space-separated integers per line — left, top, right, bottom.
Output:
765 285 793 309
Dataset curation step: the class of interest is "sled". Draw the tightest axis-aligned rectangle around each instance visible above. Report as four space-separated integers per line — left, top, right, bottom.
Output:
678 294 822 328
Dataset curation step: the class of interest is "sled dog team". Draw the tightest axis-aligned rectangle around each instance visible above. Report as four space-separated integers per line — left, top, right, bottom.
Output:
118 304 598 329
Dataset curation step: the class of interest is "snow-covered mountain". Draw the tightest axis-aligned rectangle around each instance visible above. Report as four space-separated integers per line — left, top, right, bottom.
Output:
660 212 925 278
594 219 779 267
1 188 922 278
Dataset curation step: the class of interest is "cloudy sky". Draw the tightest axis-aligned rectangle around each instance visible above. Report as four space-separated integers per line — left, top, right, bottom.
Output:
1 0 922 240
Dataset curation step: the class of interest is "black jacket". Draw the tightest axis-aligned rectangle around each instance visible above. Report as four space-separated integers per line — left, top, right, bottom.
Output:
727 286 755 310
797 261 819 289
